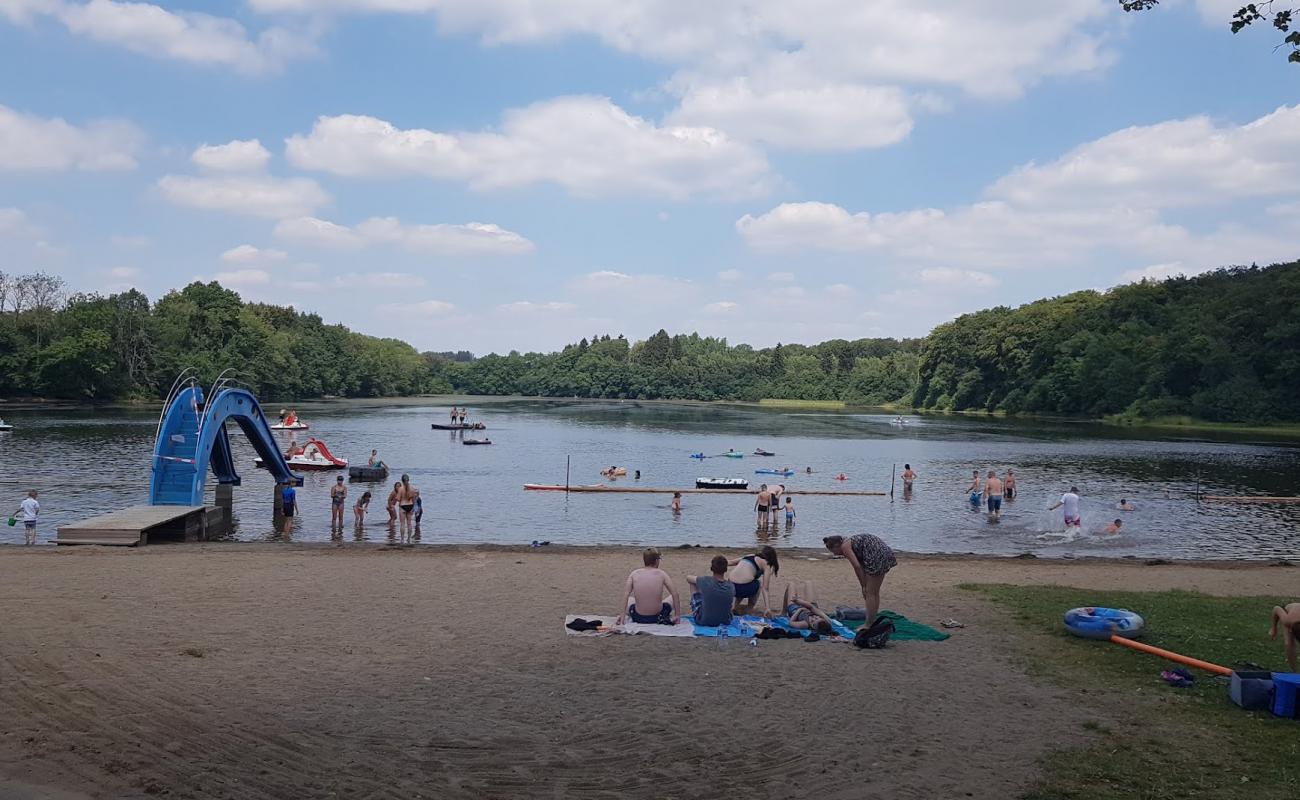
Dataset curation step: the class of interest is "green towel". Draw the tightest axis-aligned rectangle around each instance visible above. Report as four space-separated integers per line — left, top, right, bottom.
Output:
841 610 950 641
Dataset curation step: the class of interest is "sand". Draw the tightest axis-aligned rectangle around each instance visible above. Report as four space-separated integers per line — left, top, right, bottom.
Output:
0 544 1293 800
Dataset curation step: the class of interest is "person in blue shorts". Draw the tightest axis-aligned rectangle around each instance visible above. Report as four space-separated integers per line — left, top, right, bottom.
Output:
966 469 983 507
985 471 1003 519
281 483 296 536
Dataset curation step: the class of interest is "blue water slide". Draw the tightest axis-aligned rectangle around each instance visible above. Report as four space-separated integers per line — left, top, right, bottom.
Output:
149 386 301 506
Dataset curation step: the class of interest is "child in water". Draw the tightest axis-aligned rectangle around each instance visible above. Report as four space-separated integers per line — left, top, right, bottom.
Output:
671 492 682 513
354 491 371 525
784 496 795 525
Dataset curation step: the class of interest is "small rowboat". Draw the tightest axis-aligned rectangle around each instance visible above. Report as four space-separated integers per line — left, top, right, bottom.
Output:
432 423 486 430
752 449 775 456
463 438 492 445
696 477 749 490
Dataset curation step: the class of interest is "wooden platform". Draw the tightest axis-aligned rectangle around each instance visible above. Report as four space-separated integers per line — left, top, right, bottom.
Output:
56 505 221 546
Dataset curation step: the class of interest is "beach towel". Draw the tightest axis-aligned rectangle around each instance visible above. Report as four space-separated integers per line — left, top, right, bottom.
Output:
563 614 696 638
839 610 950 641
685 616 756 638
767 615 856 642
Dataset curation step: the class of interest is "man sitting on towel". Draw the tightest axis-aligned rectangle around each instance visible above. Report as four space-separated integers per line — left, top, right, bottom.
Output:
616 548 681 625
687 555 735 627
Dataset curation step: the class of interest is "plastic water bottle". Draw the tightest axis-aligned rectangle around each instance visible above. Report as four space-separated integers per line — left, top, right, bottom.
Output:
718 628 729 650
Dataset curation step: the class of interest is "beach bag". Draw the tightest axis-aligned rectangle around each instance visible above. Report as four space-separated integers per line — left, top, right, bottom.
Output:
7 517 16 527
853 615 895 649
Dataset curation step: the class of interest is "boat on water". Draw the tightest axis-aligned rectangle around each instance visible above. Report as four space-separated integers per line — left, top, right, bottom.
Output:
463 438 492 445
255 438 347 470
0 419 12 431
348 464 389 481
755 468 794 477
722 452 744 459
432 422 486 430
752 449 775 456
696 477 749 490
270 411 309 431
601 467 627 478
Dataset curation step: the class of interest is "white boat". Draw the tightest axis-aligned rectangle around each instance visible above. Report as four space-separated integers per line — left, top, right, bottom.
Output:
254 438 347 470
0 419 12 431
270 420 309 430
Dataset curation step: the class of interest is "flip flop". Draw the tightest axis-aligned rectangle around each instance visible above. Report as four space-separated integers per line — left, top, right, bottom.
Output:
940 619 965 629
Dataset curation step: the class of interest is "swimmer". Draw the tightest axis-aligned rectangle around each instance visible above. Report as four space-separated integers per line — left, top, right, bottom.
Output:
835 473 847 481
1003 469 1016 499
330 475 347 528
783 496 795 525
901 463 916 492
755 484 771 528
397 474 418 542
1119 498 1135 512
985 470 1003 519
1103 519 1123 535
671 491 682 513
1270 603 1300 672
805 466 813 474
966 469 983 506
1049 486 1083 529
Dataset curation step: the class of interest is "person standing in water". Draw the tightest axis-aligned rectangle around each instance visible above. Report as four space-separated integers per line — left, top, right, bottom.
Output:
769 484 784 525
985 471 1003 519
966 470 983 507
280 483 296 537
354 491 371 526
386 481 400 524
755 484 771 528
397 474 419 543
901 464 917 493
784 496 796 526
671 492 682 514
1049 486 1083 530
330 475 347 528
1003 469 1017 499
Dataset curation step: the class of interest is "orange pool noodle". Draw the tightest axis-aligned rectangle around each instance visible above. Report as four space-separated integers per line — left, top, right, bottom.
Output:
1108 635 1232 676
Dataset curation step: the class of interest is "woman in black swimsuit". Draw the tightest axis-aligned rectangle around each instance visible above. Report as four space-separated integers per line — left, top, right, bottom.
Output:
728 545 779 616
397 473 418 543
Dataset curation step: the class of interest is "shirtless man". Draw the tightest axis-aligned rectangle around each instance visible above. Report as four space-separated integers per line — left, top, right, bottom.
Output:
966 470 983 507
1003 469 1017 499
1270 603 1300 672
985 470 1004 519
755 484 771 528
616 548 681 625
901 464 917 493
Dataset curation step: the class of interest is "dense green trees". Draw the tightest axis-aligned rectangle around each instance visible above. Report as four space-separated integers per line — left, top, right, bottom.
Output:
3 261 1297 423
913 262 1300 423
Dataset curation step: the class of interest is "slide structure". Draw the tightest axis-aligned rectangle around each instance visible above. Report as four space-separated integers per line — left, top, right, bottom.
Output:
149 384 302 506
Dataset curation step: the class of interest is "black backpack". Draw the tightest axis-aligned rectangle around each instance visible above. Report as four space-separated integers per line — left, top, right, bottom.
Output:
853 615 896 649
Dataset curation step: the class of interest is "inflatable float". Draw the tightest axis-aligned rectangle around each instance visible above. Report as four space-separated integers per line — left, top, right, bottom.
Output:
755 468 795 476
1063 607 1145 640
696 477 749 490
689 453 706 459
601 467 627 477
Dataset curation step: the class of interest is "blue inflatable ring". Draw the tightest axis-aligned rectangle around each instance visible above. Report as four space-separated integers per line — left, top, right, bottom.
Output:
1063 607 1145 640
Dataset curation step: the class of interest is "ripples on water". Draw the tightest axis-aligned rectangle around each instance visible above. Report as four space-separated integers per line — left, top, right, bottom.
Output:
1 400 1297 560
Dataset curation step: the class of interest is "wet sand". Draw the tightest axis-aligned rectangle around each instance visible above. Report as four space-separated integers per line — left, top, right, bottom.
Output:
0 544 1293 799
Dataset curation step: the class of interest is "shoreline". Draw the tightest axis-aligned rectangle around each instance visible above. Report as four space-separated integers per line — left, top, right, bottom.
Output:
9 539 1296 569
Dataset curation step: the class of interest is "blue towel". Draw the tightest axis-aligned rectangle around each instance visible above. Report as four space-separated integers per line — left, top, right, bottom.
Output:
767 615 856 640
685 616 754 637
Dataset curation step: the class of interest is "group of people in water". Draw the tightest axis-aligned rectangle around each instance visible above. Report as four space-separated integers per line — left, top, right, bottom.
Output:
754 484 795 528
617 532 898 628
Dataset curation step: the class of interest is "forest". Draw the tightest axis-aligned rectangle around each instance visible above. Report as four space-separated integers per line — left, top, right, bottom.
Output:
1 260 1297 423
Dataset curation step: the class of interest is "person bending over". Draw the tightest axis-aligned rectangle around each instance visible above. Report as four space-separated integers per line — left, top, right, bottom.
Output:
616 548 681 625
1271 603 1300 672
686 555 735 627
823 534 896 623
782 580 833 634
728 545 779 616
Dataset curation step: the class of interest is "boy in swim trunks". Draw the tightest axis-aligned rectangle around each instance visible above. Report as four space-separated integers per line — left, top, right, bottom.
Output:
280 483 296 536
1049 486 1083 529
13 490 39 546
784 496 795 526
985 471 1003 519
967 470 983 507
616 548 681 625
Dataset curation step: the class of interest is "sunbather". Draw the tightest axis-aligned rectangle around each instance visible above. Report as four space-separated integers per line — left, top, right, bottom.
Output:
616 548 681 625
781 580 833 634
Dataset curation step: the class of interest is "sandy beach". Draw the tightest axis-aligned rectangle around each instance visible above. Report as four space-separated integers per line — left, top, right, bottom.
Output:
0 544 1293 800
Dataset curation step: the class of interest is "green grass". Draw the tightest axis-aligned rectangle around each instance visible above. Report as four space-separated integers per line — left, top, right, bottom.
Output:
756 398 846 409
1101 414 1300 438
965 584 1299 800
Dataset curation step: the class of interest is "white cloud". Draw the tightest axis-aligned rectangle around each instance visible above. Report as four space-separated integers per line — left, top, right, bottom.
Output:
109 234 150 248
14 1 316 73
285 96 771 199
193 139 272 173
379 299 456 315
220 244 288 264
333 271 425 288
668 79 913 151
498 300 577 313
213 268 272 287
1120 262 1192 283
157 174 329 219
738 106 1300 276
918 268 1000 289
0 207 38 237
0 103 140 171
767 271 795 282
717 269 743 282
107 266 140 279
703 301 738 313
274 215 534 256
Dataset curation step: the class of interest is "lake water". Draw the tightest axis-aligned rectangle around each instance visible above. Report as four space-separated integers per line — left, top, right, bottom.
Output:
2 399 1299 560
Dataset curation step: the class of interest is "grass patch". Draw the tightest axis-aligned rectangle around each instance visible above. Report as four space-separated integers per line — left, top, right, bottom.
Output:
965 584 1299 800
757 398 846 409
1101 414 1300 439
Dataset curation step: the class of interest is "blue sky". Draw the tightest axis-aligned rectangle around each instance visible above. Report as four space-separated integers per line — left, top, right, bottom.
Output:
2 0 1297 355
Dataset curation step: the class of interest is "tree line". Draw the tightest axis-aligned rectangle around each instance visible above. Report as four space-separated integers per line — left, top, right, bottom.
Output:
3 261 1298 423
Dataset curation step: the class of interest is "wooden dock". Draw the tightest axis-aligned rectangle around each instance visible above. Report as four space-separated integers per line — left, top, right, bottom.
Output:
56 505 222 546
524 484 885 496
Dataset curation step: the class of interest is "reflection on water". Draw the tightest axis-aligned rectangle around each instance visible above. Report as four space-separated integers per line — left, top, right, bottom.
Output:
1 400 1298 560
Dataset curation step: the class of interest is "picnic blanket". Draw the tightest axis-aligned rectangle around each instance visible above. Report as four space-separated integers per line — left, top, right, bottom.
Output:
766 615 856 641
838 610 950 641
684 616 756 637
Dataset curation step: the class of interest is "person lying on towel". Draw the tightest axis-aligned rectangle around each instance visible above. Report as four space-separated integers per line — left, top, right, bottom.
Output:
616 548 681 625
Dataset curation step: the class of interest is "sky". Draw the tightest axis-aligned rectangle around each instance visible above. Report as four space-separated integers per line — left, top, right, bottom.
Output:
1 0 1298 355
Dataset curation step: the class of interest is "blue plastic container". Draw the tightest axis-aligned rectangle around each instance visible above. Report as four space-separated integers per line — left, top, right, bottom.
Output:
1273 673 1300 718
